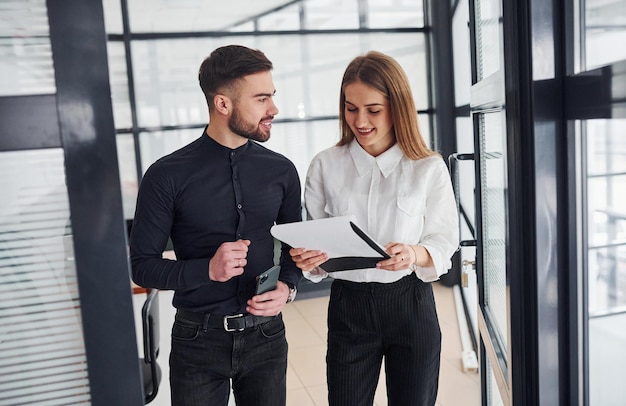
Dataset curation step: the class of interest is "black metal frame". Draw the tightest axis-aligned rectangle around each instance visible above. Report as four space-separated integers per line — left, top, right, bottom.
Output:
0 95 60 150
466 0 541 403
427 0 463 287
501 0 539 403
47 0 144 404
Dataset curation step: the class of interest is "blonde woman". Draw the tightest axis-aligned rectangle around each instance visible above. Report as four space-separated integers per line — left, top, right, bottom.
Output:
290 51 459 405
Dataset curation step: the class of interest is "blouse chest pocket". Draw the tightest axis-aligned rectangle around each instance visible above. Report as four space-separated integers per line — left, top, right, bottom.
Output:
396 194 425 218
324 195 350 217
395 195 426 241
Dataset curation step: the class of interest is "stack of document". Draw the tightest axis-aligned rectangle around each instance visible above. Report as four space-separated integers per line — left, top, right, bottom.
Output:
270 216 390 272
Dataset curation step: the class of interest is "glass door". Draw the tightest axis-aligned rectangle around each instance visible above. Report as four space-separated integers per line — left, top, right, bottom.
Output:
572 1 626 404
476 110 509 405
468 0 513 404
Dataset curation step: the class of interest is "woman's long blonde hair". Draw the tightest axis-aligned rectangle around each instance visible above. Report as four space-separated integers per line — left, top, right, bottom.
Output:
337 51 434 160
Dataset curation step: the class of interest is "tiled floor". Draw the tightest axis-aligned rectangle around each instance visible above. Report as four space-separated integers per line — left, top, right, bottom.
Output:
134 282 480 405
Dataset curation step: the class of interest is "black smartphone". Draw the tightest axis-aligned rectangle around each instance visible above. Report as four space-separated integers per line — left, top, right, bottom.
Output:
255 265 280 295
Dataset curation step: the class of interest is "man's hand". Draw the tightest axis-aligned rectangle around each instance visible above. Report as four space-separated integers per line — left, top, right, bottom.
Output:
246 281 290 316
208 239 250 282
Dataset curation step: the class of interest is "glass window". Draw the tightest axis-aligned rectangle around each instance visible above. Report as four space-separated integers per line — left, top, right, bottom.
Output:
586 119 626 313
105 0 431 220
452 0 472 106
584 118 626 406
103 0 425 33
583 0 626 71
116 134 139 219
589 313 626 405
130 33 427 128
257 2 302 31
303 0 359 29
487 357 506 406
130 38 212 128
0 0 55 96
479 111 508 349
123 0 294 33
266 120 340 186
138 128 203 174
367 0 424 28
107 42 132 129
474 0 502 81
101 0 122 34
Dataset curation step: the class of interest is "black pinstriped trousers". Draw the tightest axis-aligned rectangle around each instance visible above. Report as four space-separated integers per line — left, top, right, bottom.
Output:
326 274 441 406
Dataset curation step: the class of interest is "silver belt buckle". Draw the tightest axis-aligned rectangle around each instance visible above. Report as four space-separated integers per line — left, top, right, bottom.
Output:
223 314 244 332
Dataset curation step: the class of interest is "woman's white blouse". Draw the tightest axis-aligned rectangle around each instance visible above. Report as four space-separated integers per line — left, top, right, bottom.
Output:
304 140 459 284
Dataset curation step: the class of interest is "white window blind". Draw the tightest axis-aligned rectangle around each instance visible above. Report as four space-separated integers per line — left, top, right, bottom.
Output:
0 149 91 406
0 0 56 97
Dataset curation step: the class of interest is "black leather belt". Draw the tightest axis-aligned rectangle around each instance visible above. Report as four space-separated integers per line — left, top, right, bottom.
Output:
177 309 276 332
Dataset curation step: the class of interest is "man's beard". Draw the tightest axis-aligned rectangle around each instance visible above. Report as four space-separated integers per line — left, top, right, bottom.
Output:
228 107 271 142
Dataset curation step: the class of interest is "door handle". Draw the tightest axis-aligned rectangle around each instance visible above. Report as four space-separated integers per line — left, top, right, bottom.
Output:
448 153 476 249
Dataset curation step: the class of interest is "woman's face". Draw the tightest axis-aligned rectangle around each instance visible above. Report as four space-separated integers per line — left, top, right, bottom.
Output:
343 81 394 156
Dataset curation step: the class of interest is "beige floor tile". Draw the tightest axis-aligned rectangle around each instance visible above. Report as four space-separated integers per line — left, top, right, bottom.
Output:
306 384 329 406
287 387 316 406
438 356 481 406
304 314 328 341
374 368 388 406
287 364 303 390
288 344 328 387
293 295 329 319
434 284 460 332
282 301 304 321
440 323 464 364
286 317 325 348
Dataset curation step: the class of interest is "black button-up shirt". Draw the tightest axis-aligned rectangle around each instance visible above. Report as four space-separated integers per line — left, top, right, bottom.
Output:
130 131 302 314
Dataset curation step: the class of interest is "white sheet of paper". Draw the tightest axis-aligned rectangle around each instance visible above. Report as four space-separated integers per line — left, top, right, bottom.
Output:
270 216 385 258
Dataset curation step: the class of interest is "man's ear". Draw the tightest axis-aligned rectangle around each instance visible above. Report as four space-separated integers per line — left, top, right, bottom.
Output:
213 94 231 115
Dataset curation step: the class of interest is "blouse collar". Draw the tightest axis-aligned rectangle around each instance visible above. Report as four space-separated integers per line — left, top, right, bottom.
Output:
349 139 403 178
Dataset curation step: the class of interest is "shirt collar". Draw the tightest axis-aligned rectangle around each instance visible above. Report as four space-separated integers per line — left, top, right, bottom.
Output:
349 139 403 178
203 129 251 154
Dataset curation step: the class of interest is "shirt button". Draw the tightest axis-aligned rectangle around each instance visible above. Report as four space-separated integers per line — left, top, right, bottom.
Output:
237 204 242 210
233 175 238 180
237 233 242 238
230 152 235 157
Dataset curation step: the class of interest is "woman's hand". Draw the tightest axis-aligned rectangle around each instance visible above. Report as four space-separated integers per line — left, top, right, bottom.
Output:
289 247 328 272
376 242 432 271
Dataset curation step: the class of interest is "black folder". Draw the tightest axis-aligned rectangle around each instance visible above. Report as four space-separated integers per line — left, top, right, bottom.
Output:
318 222 390 272
270 217 390 273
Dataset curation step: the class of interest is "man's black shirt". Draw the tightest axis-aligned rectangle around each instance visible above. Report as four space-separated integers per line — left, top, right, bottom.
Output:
130 131 302 314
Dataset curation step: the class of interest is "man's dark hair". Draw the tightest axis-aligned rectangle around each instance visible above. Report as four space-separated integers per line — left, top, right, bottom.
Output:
199 45 273 110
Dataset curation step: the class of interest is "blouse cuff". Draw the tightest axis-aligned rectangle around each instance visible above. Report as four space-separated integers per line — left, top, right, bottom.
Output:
302 267 328 283
414 244 449 282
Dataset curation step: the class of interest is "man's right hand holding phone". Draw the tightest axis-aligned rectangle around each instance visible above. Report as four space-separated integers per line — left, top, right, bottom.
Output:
247 281 290 317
